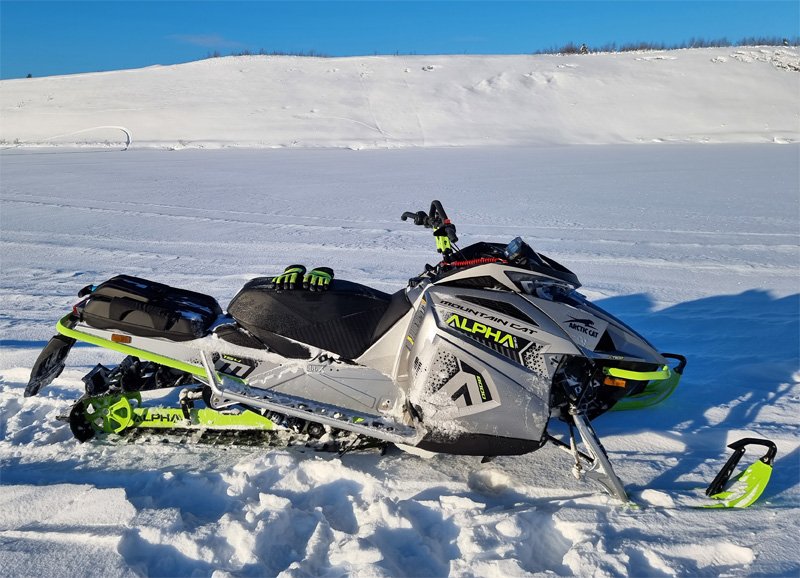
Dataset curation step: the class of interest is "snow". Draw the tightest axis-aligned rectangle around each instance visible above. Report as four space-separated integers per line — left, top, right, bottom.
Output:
1 47 798 149
1 49 799 576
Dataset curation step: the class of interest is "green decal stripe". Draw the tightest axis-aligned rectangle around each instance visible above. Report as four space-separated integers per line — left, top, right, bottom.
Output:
136 408 274 430
56 315 206 377
604 365 670 381
192 408 274 429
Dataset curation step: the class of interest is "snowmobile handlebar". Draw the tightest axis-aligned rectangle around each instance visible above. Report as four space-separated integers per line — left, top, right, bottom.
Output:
401 200 453 231
401 200 458 254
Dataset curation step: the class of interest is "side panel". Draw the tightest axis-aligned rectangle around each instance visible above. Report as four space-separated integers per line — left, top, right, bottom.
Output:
355 307 415 383
62 317 404 419
404 287 578 444
245 361 402 417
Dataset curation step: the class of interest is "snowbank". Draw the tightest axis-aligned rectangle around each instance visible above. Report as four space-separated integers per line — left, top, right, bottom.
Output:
1 145 798 576
1 47 798 149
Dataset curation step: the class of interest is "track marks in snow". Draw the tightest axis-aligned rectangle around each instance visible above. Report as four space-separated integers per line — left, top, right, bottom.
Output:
1 196 395 235
6 189 796 241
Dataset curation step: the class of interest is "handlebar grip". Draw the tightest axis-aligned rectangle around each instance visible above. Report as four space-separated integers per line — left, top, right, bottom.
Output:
443 223 458 244
401 210 431 227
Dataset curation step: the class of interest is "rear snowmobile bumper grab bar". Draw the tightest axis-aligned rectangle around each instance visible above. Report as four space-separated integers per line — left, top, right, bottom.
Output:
56 314 207 377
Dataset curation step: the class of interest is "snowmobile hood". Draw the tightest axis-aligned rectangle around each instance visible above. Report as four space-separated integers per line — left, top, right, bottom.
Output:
524 293 666 365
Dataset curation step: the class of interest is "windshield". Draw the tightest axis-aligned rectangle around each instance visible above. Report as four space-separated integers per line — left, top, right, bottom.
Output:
503 237 545 266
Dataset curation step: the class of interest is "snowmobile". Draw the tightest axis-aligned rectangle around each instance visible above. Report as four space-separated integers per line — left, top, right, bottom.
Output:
26 200 688 502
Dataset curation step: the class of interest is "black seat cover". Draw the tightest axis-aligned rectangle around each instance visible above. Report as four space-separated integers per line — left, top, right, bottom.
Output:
227 277 411 359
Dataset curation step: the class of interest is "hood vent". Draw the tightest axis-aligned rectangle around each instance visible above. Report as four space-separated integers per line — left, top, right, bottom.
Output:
594 330 617 353
458 295 537 326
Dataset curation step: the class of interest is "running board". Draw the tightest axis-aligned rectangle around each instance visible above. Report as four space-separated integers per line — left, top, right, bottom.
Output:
199 351 422 446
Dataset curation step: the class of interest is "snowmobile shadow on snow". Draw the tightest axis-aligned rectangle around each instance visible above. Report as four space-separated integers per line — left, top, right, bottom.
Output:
0 455 232 524
593 289 799 502
0 339 57 349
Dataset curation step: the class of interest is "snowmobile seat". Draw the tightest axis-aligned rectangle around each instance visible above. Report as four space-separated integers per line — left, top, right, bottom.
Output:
227 277 412 359
80 275 223 341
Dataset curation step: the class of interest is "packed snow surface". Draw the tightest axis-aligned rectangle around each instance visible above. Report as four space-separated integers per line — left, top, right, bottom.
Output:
1 47 799 149
1 144 798 577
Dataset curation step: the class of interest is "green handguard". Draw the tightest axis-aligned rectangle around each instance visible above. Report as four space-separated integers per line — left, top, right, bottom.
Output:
272 264 306 290
434 228 452 255
304 267 334 291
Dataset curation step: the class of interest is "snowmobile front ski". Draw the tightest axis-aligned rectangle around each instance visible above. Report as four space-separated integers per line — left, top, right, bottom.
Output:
704 437 777 508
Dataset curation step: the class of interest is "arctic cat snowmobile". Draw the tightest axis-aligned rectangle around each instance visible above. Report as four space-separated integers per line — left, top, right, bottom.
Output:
26 201 686 501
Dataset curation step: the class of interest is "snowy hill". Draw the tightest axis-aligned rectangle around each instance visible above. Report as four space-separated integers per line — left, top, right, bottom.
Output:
1 47 799 149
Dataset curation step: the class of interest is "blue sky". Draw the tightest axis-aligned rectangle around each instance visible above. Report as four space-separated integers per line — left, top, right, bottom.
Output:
1 1 798 79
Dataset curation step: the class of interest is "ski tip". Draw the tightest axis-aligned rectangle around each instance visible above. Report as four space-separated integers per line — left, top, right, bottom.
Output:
23 379 44 397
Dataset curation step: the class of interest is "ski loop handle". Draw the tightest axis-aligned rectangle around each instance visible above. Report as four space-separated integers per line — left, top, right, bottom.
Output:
728 438 777 464
660 353 687 375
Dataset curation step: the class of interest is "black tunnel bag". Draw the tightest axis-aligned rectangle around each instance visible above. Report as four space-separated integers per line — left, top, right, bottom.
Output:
80 275 222 341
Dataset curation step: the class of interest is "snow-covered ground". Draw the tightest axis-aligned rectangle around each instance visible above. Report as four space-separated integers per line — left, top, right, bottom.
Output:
1 47 798 149
1 46 799 576
1 144 798 577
